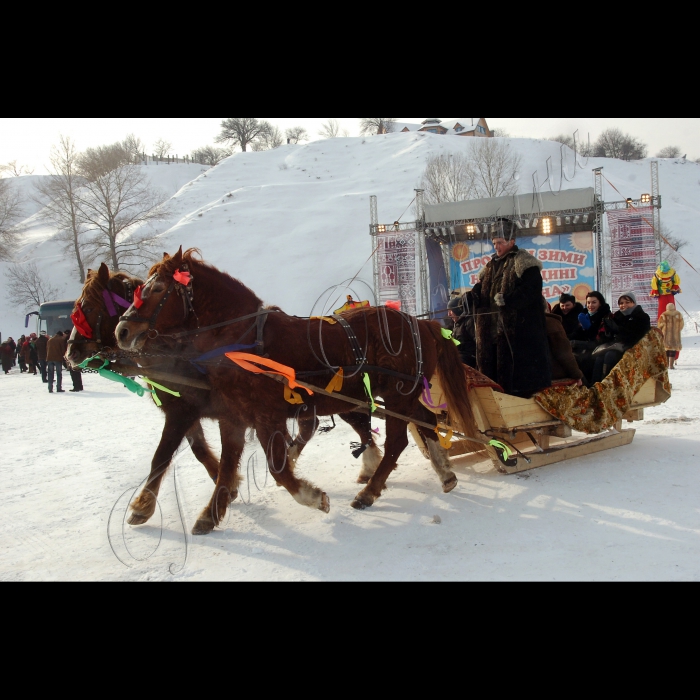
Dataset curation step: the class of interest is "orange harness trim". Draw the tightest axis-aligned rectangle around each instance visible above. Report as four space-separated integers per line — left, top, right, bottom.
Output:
225 352 314 395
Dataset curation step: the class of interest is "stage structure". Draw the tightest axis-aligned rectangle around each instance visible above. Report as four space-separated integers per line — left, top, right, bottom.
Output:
369 164 662 319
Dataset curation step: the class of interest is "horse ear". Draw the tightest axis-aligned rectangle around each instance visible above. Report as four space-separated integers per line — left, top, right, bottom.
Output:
162 252 170 260
98 263 110 286
171 246 183 267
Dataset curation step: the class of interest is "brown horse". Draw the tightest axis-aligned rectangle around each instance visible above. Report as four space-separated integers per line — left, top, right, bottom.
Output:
116 248 475 536
68 264 384 522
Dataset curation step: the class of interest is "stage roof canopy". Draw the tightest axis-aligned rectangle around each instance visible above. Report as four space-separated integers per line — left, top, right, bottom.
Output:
424 187 596 224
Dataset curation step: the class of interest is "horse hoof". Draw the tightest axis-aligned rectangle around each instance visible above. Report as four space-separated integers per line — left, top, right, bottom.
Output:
128 513 150 526
442 476 458 494
192 519 215 536
356 475 370 485
319 493 331 514
351 499 367 510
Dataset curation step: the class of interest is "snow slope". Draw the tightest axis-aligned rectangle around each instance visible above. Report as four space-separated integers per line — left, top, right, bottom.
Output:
2 339 699 581
2 135 699 337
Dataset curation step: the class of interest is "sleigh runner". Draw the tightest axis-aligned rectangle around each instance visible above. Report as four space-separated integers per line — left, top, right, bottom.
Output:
417 329 672 474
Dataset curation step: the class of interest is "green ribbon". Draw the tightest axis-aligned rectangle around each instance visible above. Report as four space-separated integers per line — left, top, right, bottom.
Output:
363 373 377 413
441 328 461 346
143 378 181 407
76 354 151 398
489 440 514 458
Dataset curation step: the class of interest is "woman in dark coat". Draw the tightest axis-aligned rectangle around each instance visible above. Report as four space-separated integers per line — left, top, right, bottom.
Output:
570 291 613 382
1 342 14 374
472 222 552 397
551 293 585 339
591 291 651 383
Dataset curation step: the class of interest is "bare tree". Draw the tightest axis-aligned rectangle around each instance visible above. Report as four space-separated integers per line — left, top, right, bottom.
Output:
467 138 522 198
359 118 397 135
215 118 272 153
319 119 341 139
192 145 230 166
251 124 284 151
420 153 476 205
656 146 682 159
5 261 61 311
122 134 146 164
33 136 89 282
285 126 308 144
593 129 647 161
549 133 593 157
75 144 169 272
658 223 688 268
0 179 24 261
153 138 173 159
1 160 35 177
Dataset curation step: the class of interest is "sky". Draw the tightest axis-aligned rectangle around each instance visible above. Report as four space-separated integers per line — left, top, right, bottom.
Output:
2 118 699 174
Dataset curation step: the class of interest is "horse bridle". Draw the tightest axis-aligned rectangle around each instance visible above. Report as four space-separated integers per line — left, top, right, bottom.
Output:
120 265 197 333
70 279 136 349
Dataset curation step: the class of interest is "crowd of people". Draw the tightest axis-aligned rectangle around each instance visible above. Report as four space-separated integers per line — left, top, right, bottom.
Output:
0 330 84 393
447 219 657 397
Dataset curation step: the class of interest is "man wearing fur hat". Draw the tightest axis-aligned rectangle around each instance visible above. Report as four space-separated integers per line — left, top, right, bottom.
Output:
471 219 552 397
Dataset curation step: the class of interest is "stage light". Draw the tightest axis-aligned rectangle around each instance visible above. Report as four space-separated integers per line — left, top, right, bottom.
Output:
523 219 530 229
573 215 580 224
532 218 539 229
542 218 552 234
641 193 651 204
377 225 386 233
583 214 589 223
626 198 633 208
556 217 562 226
515 221 523 229
565 216 571 225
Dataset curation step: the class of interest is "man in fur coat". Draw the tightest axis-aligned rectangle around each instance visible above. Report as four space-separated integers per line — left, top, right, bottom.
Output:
657 303 684 369
471 219 552 397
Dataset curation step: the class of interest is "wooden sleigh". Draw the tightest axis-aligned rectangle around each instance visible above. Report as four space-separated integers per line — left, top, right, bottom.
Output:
418 333 672 475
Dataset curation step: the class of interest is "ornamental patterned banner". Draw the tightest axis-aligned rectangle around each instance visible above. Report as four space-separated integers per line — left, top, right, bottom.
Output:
448 231 597 305
608 207 657 321
377 230 417 315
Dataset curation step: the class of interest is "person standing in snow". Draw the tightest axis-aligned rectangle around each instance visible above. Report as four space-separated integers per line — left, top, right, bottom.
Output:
16 335 27 372
35 330 49 383
1 341 14 374
46 331 68 393
657 303 684 370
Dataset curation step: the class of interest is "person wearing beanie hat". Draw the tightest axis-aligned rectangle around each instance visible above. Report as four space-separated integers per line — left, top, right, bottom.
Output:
447 293 477 368
471 218 552 397
651 260 681 319
551 292 585 339
591 291 651 383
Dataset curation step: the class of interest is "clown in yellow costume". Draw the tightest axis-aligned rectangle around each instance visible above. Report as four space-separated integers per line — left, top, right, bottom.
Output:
651 261 681 319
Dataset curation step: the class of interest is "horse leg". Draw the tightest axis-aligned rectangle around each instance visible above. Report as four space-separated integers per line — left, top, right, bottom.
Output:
352 416 408 510
192 418 246 536
413 407 458 493
288 414 320 471
186 420 220 483
257 424 330 514
129 409 200 526
339 412 384 484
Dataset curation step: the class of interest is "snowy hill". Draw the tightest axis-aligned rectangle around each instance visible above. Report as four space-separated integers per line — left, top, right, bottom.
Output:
2 135 699 337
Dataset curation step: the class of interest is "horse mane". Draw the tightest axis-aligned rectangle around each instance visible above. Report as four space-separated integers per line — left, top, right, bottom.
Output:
77 269 144 312
152 248 265 309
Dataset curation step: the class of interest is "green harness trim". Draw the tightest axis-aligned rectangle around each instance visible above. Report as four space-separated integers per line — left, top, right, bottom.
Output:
143 378 181 407
441 328 461 346
363 373 377 413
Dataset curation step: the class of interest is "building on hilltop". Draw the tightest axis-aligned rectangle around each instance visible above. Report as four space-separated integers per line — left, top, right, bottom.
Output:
391 118 493 137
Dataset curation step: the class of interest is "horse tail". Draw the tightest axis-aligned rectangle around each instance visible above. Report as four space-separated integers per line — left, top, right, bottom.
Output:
427 322 477 437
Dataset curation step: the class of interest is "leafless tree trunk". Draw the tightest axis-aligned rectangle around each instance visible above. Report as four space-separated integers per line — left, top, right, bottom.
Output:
656 146 682 159
122 134 146 164
421 153 476 205
0 179 24 261
75 144 169 272
153 138 173 159
467 139 522 198
251 124 284 151
216 118 272 153
360 118 397 135
5 261 61 311
33 136 88 282
319 119 341 139
285 126 308 144
593 128 647 161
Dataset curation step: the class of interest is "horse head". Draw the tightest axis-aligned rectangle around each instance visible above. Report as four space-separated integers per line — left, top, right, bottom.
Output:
115 247 197 352
67 263 142 366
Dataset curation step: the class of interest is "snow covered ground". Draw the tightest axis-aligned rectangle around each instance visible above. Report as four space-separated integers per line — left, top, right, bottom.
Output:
2 338 698 582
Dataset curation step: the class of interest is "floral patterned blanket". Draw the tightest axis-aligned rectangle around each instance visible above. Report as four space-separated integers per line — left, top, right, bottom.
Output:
534 330 671 435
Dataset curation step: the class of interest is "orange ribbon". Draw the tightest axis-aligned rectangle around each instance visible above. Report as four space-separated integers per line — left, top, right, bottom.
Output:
325 368 344 394
225 352 313 395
